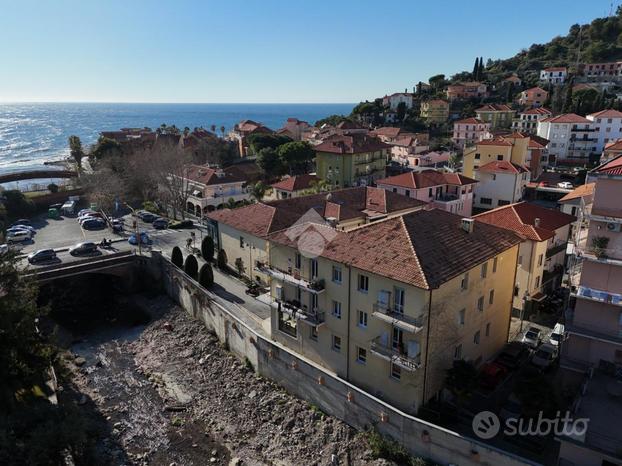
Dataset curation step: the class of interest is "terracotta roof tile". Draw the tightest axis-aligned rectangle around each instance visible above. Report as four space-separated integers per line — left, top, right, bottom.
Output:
377 170 477 189
522 107 552 116
587 109 622 119
541 113 591 124
476 104 514 112
592 154 622 176
478 160 528 174
314 133 389 154
185 165 247 185
271 174 319 192
559 183 595 203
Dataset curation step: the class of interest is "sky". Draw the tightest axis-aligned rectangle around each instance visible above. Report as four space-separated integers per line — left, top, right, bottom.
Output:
0 0 615 103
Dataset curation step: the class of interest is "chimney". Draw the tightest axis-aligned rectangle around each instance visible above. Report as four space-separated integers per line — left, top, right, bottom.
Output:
461 218 474 234
534 217 541 228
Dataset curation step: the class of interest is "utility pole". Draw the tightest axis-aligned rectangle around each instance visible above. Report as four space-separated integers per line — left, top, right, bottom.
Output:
125 203 141 255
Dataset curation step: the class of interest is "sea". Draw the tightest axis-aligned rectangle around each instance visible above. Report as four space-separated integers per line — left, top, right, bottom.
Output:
0 102 355 177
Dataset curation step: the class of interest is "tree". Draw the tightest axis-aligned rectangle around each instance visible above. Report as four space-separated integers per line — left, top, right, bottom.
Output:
562 79 574 113
277 141 315 175
429 74 446 91
445 360 478 404
1 190 35 220
210 124 216 133
171 246 183 268
471 57 479 80
90 136 121 161
201 236 215 262
505 82 514 103
247 133 292 153
396 101 407 121
478 56 485 79
234 257 245 276
314 114 349 127
198 263 214 288
216 249 228 270
220 125 225 138
256 147 285 177
47 183 59 193
184 254 199 280
68 135 85 168
192 137 237 166
249 181 267 202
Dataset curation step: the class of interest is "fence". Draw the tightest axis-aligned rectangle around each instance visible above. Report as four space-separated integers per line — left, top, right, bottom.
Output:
152 252 540 466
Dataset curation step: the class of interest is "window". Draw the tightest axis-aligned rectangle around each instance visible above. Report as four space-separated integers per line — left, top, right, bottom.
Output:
358 274 369 293
535 276 541 289
240 236 245 248
454 344 462 359
489 289 495 305
477 296 484 312
481 262 488 278
518 255 523 265
311 292 318 311
310 258 318 279
332 300 342 319
498 200 510 206
278 310 297 337
458 308 465 325
493 257 498 273
394 287 405 313
391 363 401 380
480 197 493 205
537 254 543 267
357 347 367 364
295 252 301 269
332 335 342 352
357 310 368 328
486 323 491 337
475 153 481 160
428 188 433 197
392 188 397 193
332 266 342 283
497 155 503 161
461 273 469 290
310 325 318 341
405 189 411 197
474 330 480 345
296 287 302 303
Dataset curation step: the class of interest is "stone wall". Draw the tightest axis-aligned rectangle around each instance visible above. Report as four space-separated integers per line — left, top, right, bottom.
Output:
152 253 540 466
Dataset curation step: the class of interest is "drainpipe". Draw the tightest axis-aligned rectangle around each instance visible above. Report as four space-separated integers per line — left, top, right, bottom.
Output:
421 288 434 404
509 245 521 341
345 265 352 381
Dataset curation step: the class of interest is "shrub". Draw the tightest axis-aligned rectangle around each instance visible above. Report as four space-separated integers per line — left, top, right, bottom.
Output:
47 183 59 193
198 263 214 288
201 236 215 262
365 429 435 465
171 246 183 268
591 235 610 258
234 257 245 276
216 249 227 270
184 254 199 280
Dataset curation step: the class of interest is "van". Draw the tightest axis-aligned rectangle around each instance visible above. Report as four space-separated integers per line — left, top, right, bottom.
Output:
549 323 565 347
7 230 32 243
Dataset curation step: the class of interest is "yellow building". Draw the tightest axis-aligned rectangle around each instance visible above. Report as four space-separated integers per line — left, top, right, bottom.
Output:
420 99 449 124
262 209 521 413
475 104 515 129
314 133 389 188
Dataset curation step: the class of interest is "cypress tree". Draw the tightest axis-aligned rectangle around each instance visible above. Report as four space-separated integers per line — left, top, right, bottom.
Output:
201 236 215 262
562 80 574 113
506 82 514 103
198 263 214 288
478 57 484 80
171 246 183 268
472 57 479 79
184 254 199 280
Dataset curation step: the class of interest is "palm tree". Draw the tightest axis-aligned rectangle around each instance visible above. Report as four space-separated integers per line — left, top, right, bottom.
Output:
249 181 267 202
68 135 84 169
220 126 225 138
210 124 216 133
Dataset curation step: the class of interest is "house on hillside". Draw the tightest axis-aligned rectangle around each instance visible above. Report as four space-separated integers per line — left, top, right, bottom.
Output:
278 118 311 141
475 104 515 129
452 117 491 148
518 87 549 108
270 174 320 199
512 107 552 133
420 99 449 123
536 113 596 165
229 119 273 156
183 165 250 217
446 82 488 100
539 67 567 85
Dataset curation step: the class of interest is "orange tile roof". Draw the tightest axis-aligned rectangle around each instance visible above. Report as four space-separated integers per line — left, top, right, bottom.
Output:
478 160 528 174
605 139 622 151
271 174 319 192
478 137 513 147
371 127 403 138
185 165 247 185
476 104 514 112
268 209 521 289
558 183 595 203
541 113 591 124
522 107 552 116
592 154 622 176
377 170 477 189
543 67 566 72
454 117 487 125
587 109 622 119
474 202 575 242
313 133 389 154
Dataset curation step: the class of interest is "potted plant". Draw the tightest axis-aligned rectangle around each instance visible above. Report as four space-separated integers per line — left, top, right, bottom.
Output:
591 236 610 259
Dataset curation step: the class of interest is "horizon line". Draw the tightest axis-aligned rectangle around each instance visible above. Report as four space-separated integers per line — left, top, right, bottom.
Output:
0 100 358 105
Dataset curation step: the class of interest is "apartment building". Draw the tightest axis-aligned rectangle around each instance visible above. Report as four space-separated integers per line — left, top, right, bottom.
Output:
517 86 549 108
558 155 622 466
511 107 552 133
586 109 622 154
536 113 596 165
314 133 389 187
277 118 311 141
420 99 449 124
475 104 515 129
262 209 521 413
472 160 530 211
558 182 595 238
376 170 477 217
446 82 488 100
183 165 250 217
382 92 415 110
580 60 622 81
206 187 425 283
474 202 575 311
452 117 491 148
539 67 567 85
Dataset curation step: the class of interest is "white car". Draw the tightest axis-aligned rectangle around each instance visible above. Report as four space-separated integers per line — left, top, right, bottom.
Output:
0 244 8 255
532 343 558 370
521 327 542 349
557 181 573 189
549 323 565 347
6 229 32 243
7 225 36 234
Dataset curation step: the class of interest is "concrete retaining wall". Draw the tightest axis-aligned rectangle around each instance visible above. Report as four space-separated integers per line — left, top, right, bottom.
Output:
152 252 540 466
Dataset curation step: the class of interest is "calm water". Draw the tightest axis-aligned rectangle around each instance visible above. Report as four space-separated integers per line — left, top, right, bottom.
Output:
0 102 354 173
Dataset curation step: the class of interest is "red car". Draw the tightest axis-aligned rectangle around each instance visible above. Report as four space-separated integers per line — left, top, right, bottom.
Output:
478 362 508 390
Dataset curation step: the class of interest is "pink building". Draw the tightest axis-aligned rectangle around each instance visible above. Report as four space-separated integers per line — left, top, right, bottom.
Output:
452 117 491 148
518 86 549 107
445 81 488 100
376 170 477 216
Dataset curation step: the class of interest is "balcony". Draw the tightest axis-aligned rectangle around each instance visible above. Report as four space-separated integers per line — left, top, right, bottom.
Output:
187 191 251 208
354 156 384 165
572 285 622 307
272 299 326 326
433 193 459 203
372 302 424 333
546 242 568 258
370 336 422 371
255 262 325 294
570 126 596 132
576 246 622 266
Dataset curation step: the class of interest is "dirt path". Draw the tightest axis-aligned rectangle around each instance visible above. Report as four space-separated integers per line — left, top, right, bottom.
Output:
66 296 389 465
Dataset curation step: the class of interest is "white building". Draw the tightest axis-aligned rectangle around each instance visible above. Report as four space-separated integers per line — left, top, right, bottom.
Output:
512 107 552 133
452 117 491 148
473 160 530 210
586 109 622 154
539 67 567 85
382 92 414 110
537 113 596 165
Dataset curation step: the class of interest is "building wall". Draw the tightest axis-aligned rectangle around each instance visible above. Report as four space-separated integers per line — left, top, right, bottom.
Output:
473 171 526 210
316 150 387 188
463 144 513 178
217 223 269 284
512 239 548 310
476 111 515 129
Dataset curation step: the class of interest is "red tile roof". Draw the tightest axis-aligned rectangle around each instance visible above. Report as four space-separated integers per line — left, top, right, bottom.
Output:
313 133 389 154
587 109 622 119
605 139 622 151
454 117 487 125
528 135 550 148
543 67 566 72
558 183 595 203
540 113 591 124
592 154 622 176
476 104 514 112
478 161 528 174
377 170 477 189
235 119 273 134
271 174 319 192
478 137 513 147
185 165 247 185
522 107 552 116
474 202 575 241
268 209 521 289
370 127 403 138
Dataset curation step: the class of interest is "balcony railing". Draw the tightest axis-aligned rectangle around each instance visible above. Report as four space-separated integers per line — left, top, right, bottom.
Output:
273 299 326 326
255 261 325 294
576 246 622 266
372 302 424 333
546 242 568 258
370 336 422 371
572 286 622 307
570 127 596 132
434 193 459 203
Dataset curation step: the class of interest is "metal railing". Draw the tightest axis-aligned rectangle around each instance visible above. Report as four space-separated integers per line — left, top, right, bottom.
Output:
255 261 325 293
370 336 422 371
372 302 424 330
572 285 622 306
276 300 325 325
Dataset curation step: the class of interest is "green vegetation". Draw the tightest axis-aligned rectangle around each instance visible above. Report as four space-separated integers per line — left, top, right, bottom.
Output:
216 249 228 270
1 189 35 223
234 257 245 276
249 181 268 202
277 141 315 175
256 147 285 177
184 254 199 280
445 359 478 403
247 133 292 154
142 200 161 214
68 135 85 168
201 236 215 262
171 246 184 268
314 114 351 127
90 136 122 161
198 263 214 288
47 183 59 193
365 429 438 466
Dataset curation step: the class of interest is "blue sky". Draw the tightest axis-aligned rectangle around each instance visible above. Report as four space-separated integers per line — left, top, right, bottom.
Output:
0 0 612 103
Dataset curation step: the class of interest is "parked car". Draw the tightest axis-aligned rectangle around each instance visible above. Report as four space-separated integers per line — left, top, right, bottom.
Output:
11 219 32 227
7 229 33 243
82 218 106 230
521 327 542 349
0 244 8 255
111 219 124 232
169 219 194 229
478 362 508 390
27 249 57 264
140 212 157 223
7 225 36 234
549 323 565 347
69 242 99 256
78 209 96 217
152 218 169 229
495 341 530 370
532 343 559 370
128 232 151 245
499 394 523 422
557 181 573 189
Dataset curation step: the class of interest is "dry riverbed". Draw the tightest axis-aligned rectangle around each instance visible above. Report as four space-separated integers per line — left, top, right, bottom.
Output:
62 295 393 465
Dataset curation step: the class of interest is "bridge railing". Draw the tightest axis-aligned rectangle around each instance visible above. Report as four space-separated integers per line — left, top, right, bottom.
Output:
25 250 136 278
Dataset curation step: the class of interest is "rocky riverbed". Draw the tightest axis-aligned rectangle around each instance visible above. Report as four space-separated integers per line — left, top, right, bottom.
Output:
63 295 393 465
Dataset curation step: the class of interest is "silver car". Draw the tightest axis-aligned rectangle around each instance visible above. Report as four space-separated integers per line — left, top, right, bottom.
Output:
521 327 541 349
532 343 558 370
